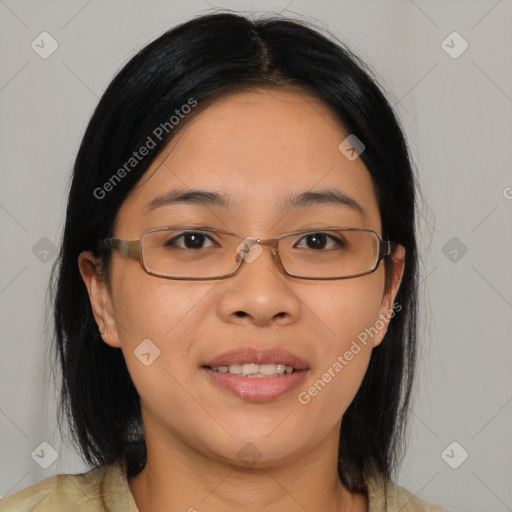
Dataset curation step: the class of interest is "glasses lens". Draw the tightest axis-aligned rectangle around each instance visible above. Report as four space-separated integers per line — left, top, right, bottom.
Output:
278 229 380 278
140 227 381 279
141 228 242 278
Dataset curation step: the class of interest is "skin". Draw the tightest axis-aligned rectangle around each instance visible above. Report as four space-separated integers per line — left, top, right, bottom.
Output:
79 87 405 512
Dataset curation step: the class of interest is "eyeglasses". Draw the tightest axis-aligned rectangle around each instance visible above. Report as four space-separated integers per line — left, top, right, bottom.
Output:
99 226 398 280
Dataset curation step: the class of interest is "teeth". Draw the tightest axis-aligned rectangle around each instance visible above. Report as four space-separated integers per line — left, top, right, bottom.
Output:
211 363 295 377
242 363 259 375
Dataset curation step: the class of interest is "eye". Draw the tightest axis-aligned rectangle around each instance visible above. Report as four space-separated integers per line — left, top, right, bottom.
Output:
294 232 346 250
165 231 218 250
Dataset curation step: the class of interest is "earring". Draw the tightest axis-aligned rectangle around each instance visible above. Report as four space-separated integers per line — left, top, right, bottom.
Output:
99 328 107 334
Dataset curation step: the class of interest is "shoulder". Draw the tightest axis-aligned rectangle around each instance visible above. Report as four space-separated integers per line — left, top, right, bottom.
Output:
365 468 452 512
384 480 452 512
0 464 108 511
0 461 138 512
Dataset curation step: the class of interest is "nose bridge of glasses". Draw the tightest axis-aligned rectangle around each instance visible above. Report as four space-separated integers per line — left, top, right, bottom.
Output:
255 237 280 249
237 236 279 251
236 236 281 268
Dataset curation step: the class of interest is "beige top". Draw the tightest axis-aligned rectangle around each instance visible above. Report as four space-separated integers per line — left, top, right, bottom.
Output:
1 460 450 511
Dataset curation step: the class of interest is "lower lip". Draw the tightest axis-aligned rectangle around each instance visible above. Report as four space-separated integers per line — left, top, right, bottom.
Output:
202 368 309 402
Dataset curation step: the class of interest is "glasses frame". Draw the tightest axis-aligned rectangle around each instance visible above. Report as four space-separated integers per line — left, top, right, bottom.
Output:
99 226 398 281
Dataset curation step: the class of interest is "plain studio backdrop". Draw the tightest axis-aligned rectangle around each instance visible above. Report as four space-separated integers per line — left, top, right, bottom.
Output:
0 1 511 511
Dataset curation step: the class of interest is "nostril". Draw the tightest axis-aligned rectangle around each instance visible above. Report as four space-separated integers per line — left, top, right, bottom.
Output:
235 311 248 318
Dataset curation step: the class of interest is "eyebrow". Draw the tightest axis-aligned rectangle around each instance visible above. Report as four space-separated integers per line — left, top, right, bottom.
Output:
146 187 365 215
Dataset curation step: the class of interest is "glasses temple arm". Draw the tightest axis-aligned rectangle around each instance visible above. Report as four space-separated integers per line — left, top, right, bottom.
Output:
379 240 398 259
102 239 141 259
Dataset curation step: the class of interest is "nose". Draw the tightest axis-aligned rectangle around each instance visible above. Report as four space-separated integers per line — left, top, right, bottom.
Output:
216 239 301 328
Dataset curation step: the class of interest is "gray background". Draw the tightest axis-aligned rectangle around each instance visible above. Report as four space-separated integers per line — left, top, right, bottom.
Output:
1 1 511 510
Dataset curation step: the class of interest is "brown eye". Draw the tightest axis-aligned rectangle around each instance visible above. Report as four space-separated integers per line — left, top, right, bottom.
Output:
165 232 216 250
294 232 344 250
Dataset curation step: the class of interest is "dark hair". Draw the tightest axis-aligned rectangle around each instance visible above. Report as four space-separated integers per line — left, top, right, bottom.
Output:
50 11 418 492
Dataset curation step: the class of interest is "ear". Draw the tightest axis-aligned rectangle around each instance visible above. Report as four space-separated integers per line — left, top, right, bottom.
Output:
77 251 122 348
372 244 406 348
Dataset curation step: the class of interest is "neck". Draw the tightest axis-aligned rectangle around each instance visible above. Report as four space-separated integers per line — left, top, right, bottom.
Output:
128 419 360 512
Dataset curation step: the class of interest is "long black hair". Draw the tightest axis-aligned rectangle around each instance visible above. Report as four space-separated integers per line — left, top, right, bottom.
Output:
49 11 418 492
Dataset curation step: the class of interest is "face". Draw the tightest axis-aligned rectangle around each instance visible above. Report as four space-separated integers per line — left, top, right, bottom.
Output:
79 87 404 468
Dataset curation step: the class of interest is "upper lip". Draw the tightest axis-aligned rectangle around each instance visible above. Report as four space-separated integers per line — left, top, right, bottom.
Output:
203 347 309 370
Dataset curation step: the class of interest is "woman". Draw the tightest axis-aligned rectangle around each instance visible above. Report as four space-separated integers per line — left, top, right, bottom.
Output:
1 12 450 511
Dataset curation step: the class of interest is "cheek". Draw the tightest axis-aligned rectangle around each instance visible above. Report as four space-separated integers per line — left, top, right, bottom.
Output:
109 265 216 381
310 267 385 355
296 270 385 420
111 262 214 340
110 270 219 423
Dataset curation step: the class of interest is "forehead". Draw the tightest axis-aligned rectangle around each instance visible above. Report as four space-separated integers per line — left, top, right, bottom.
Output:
115 88 381 233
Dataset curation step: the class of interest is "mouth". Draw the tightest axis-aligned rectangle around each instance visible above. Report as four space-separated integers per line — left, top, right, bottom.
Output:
201 347 309 402
207 363 298 378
